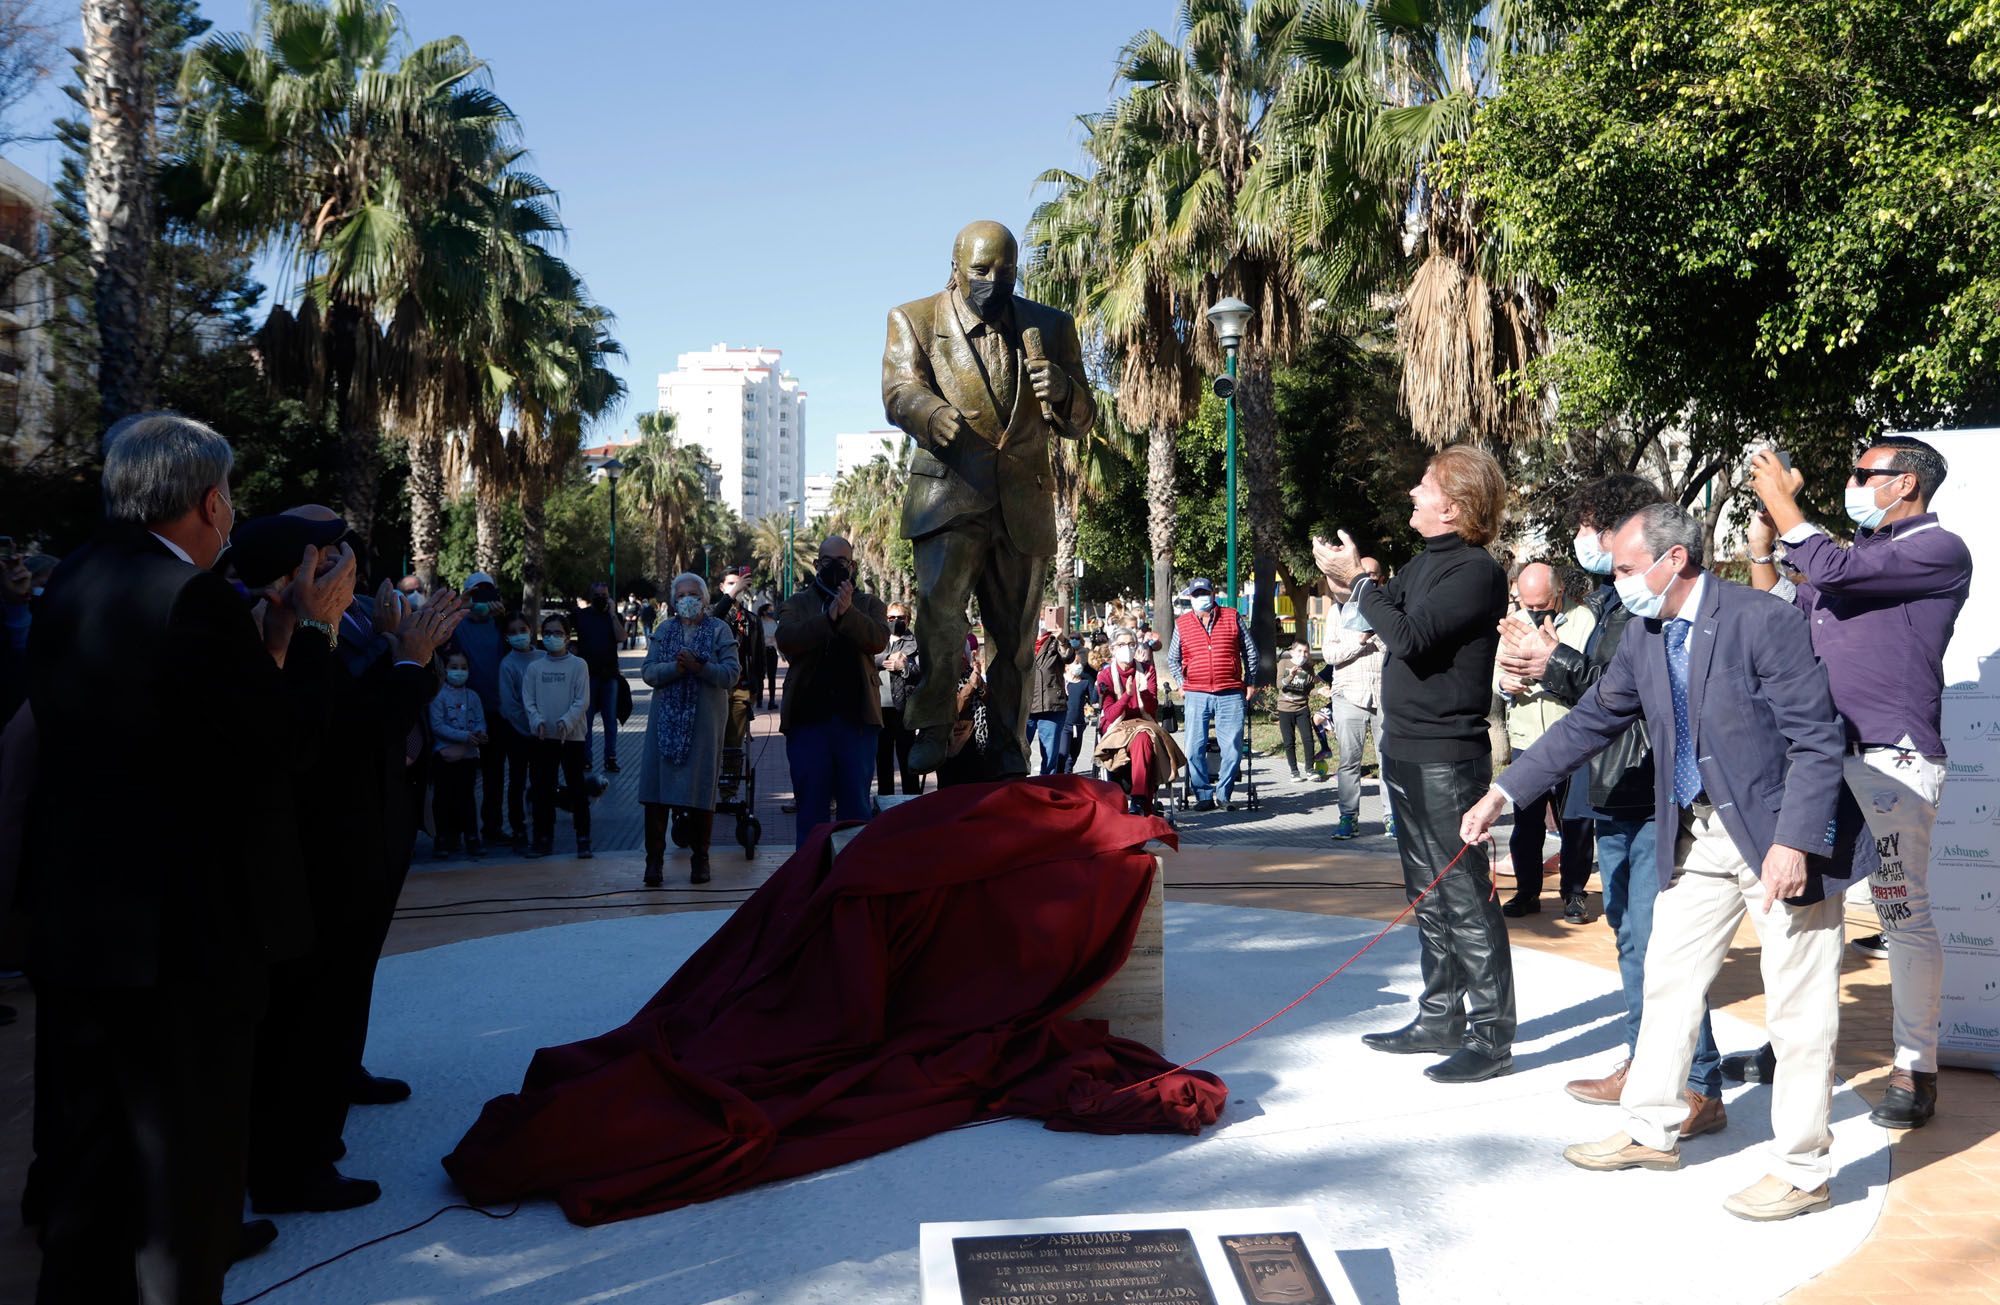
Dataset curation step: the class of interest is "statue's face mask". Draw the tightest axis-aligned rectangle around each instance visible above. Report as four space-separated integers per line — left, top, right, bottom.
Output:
955 232 1018 322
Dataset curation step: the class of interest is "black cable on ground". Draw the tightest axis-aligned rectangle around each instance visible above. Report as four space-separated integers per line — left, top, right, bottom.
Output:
226 1203 522 1305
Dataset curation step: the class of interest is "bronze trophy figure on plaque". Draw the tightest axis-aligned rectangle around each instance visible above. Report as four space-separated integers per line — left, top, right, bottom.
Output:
882 220 1095 776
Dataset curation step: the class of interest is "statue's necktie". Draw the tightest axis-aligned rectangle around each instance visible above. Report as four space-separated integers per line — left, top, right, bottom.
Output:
1665 619 1701 807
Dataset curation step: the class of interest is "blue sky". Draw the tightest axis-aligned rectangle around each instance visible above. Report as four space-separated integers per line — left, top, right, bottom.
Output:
11 0 1173 475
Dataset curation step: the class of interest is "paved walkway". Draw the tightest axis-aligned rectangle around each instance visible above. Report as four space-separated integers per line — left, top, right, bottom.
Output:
1 657 1994 1302
412 650 1412 866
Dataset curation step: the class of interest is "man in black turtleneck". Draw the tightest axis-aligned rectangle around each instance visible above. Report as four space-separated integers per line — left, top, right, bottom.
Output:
1315 445 1513 1083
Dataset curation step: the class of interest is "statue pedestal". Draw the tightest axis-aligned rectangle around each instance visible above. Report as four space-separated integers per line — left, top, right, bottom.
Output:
1074 850 1166 1050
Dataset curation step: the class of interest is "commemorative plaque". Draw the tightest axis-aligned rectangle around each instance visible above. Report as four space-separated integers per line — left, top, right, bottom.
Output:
951 1227 1216 1304
920 1207 1359 1305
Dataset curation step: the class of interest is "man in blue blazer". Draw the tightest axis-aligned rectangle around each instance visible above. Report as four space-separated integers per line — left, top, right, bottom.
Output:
1463 502 1872 1222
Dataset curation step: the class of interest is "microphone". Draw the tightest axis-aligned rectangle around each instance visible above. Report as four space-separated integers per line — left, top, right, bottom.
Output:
1022 326 1059 429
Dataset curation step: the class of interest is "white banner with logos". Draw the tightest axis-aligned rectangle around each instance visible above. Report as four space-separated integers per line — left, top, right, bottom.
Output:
1920 429 2000 1070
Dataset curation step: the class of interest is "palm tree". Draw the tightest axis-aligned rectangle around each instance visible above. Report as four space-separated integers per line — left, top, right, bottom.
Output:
749 510 811 595
1049 390 1138 619
624 407 707 589
1033 0 1315 662
1029 112 1204 619
82 0 157 424
827 454 910 603
1262 0 1558 449
179 0 512 542
394 158 563 586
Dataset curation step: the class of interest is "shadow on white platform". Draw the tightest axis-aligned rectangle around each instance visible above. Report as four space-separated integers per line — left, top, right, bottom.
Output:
225 904 1890 1305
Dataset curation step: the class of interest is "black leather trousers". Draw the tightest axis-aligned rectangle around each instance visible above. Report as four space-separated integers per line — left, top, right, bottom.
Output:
1382 754 1517 1057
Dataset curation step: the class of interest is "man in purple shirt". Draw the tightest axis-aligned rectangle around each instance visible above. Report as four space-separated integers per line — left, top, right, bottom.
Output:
1746 436 1973 1130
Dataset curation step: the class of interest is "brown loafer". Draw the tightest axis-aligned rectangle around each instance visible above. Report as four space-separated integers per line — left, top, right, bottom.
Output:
1681 1089 1727 1138
1563 1132 1682 1172
1565 1058 1630 1105
1723 1175 1830 1221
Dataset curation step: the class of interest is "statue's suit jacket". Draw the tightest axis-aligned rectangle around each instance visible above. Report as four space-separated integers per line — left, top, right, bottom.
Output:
881 290 1096 558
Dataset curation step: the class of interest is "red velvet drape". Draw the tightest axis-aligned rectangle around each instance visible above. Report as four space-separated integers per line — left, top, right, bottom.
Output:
443 776 1227 1225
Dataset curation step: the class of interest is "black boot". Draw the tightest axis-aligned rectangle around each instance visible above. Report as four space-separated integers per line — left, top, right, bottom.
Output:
250 1165 383 1214
643 803 668 886
1870 1070 1938 1129
689 809 714 884
1362 1022 1461 1055
1721 1042 1778 1085
1425 1046 1514 1083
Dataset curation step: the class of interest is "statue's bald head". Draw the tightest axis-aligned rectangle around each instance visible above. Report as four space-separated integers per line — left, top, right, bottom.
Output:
950 221 1019 318
282 504 341 523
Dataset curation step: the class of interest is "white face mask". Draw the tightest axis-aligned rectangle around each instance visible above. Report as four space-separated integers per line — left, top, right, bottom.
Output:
1573 528 1614 576
1192 594 1214 612
676 595 703 619
1844 485 1889 530
1113 646 1135 665
1614 552 1675 619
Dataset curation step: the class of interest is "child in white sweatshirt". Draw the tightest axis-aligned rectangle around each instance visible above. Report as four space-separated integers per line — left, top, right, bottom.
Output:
525 612 592 859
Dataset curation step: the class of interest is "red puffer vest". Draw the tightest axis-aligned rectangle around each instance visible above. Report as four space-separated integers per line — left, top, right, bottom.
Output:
1175 607 1246 693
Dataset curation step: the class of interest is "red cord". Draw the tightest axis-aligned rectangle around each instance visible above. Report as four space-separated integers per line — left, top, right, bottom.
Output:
1114 839 1484 1094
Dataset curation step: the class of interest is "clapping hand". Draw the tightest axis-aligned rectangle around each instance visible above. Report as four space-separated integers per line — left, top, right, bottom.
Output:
291 543 358 626
675 648 704 674
393 588 467 666
1313 531 1361 586
828 580 855 620
1495 617 1559 682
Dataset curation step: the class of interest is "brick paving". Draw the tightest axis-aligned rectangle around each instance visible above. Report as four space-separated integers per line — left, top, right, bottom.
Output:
3 656 1990 1302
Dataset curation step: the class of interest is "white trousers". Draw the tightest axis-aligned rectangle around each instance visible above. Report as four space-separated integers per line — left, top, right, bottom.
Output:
1842 747 1946 1072
1619 807 1844 1191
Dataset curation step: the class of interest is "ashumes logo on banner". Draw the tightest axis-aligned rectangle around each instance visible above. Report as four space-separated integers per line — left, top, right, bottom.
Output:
1925 428 2000 1070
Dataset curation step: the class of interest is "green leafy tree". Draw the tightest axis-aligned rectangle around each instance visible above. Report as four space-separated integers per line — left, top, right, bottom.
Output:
1466 0 2000 548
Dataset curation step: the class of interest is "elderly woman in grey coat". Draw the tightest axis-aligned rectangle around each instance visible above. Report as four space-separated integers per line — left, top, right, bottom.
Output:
640 572 740 885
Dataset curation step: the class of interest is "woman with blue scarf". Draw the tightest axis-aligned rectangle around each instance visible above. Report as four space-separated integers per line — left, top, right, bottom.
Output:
639 573 740 885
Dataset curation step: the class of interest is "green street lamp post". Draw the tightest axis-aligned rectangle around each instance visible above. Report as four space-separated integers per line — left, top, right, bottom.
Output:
1074 555 1084 632
603 456 625 601
783 510 795 600
1205 298 1252 612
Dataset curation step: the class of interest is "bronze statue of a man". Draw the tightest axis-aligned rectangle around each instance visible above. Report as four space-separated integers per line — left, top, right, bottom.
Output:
882 219 1096 775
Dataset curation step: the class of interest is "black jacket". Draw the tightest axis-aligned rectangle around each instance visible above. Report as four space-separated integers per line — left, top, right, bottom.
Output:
24 526 330 988
1536 583 1654 817
1029 632 1075 715
573 602 621 679
311 598 438 921
1358 532 1507 763
711 594 765 694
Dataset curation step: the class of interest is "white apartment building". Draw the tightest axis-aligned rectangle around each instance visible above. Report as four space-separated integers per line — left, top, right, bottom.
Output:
835 429 904 478
802 473 835 521
0 157 56 464
657 344 806 523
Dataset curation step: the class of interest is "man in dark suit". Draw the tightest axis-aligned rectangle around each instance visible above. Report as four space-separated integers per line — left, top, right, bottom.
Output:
1464 502 1870 1223
882 220 1095 777
229 509 464 1214
25 412 355 1303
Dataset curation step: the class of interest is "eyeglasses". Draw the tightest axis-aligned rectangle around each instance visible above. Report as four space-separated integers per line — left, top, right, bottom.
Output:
1851 466 1905 482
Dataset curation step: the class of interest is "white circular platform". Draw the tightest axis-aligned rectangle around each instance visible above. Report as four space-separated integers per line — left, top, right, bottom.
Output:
226 903 1890 1304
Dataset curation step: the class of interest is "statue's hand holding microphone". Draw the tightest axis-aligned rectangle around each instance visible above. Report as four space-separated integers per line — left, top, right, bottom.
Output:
922 324 1071 450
